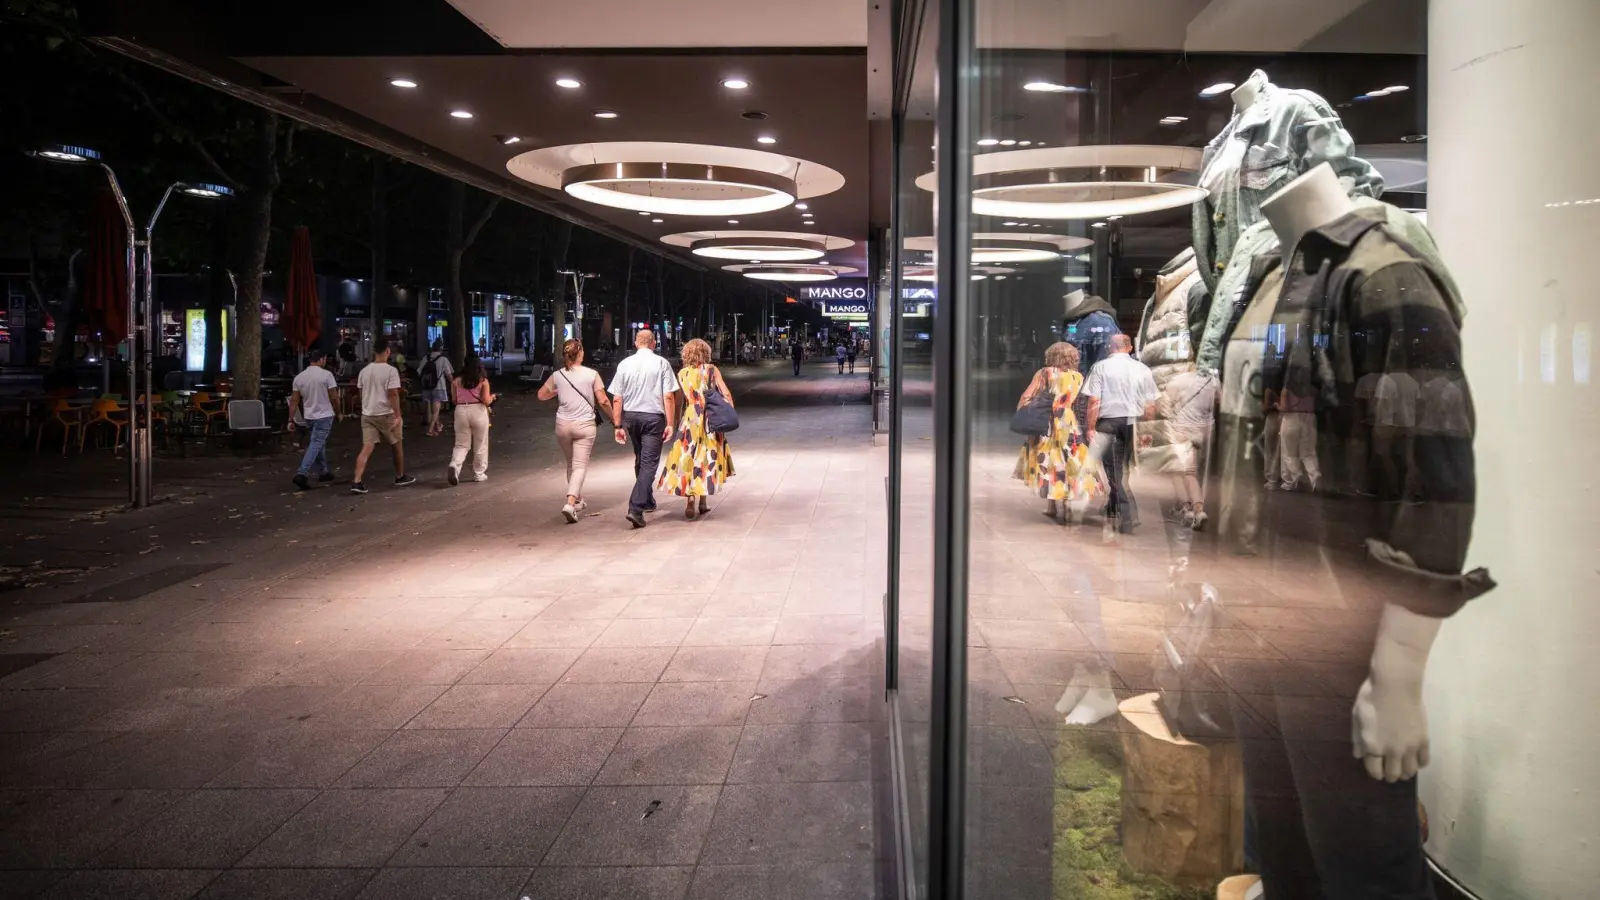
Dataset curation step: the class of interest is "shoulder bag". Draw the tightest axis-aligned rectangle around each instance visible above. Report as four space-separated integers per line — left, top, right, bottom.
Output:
558 369 605 427
701 365 740 433
1152 583 1235 744
1009 369 1056 437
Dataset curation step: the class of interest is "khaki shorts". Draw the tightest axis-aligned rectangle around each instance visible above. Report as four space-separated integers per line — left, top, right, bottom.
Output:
361 414 403 445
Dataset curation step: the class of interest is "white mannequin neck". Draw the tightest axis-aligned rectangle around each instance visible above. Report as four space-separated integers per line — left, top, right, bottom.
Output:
1231 70 1269 113
1064 289 1087 314
1261 163 1354 263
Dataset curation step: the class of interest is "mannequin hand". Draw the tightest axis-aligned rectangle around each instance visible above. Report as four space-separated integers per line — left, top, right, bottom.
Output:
1352 603 1442 783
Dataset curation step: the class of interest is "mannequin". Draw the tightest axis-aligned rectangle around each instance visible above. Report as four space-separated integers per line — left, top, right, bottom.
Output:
1229 70 1268 113
1063 288 1088 315
1261 164 1445 783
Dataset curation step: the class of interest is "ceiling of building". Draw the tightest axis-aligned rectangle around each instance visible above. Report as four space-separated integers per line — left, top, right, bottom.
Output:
443 0 870 48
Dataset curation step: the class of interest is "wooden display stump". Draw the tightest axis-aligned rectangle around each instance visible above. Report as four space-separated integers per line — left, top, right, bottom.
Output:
1117 692 1247 884
1217 874 1262 900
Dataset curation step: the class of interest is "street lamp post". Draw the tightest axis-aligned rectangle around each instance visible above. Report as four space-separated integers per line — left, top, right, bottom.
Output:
556 269 599 346
31 144 232 508
730 312 744 365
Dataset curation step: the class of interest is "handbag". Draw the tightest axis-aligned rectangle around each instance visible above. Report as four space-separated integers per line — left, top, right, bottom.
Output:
557 369 605 427
702 366 740 433
1152 583 1235 744
1137 439 1197 475
1009 370 1056 437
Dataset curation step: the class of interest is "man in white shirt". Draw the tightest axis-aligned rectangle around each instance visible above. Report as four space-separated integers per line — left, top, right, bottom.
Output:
350 337 417 494
1083 334 1160 533
287 348 340 490
607 329 679 528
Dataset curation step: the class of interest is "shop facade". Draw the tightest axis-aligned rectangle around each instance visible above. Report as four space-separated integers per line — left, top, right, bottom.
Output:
881 2 1597 899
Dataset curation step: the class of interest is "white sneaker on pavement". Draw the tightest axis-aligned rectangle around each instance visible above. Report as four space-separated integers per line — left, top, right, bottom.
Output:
473 473 488 482
562 503 578 524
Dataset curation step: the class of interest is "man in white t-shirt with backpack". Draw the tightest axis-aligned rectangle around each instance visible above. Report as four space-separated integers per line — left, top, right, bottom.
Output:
419 340 454 437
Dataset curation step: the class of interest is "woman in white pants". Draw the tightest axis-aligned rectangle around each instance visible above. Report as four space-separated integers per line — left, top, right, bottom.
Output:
537 339 615 523
447 355 494 485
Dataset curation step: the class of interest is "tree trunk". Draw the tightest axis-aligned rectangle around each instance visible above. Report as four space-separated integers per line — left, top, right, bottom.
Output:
233 111 279 401
445 181 500 367
370 157 388 353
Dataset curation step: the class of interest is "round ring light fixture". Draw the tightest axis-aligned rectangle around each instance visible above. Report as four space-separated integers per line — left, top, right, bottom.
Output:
561 162 797 216
722 263 859 283
916 145 1205 220
902 232 1090 264
690 235 828 262
508 143 845 218
903 265 1015 282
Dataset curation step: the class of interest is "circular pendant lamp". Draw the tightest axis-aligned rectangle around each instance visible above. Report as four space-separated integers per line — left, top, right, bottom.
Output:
723 263 859 282
690 235 828 261
903 232 1091 263
508 142 844 217
916 145 1205 220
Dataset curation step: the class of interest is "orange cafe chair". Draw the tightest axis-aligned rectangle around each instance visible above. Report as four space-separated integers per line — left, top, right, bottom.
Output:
35 399 85 455
80 398 130 453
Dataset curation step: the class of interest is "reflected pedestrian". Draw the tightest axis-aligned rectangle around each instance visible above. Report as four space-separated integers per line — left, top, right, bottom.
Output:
791 339 806 376
538 339 614 523
1015 342 1096 524
847 340 858 373
835 341 847 373
1083 334 1159 533
447 355 494 485
658 338 734 520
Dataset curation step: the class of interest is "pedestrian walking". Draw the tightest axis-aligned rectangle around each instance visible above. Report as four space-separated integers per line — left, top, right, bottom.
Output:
791 339 805 376
657 338 734 520
287 348 340 490
538 339 615 523
835 341 847 373
846 341 858 373
446 355 494 485
1083 334 1159 533
1014 342 1098 524
1276 365 1321 492
350 337 416 494
1159 369 1219 528
419 339 454 437
608 329 679 528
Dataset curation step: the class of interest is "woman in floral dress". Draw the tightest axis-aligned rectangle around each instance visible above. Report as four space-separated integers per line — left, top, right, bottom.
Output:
1015 341 1098 523
658 338 735 519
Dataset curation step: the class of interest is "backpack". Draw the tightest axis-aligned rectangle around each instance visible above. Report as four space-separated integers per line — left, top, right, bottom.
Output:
421 355 442 391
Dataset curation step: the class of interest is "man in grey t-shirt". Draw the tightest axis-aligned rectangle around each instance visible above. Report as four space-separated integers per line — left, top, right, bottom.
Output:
607 330 680 528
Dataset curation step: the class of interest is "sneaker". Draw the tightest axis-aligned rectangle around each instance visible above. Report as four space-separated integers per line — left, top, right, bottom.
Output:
350 481 369 495
473 473 487 483
575 499 589 513
626 509 647 529
1264 480 1279 491
394 474 418 487
318 472 336 483
293 473 310 491
642 502 658 513
447 466 459 486
562 503 578 524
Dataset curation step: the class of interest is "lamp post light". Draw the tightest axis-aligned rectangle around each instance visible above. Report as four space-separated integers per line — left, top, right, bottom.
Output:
730 312 744 365
31 143 232 508
556 268 600 340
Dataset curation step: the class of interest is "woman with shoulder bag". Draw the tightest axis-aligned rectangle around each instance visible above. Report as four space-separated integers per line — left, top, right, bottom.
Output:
1014 341 1099 525
657 338 734 520
539 339 616 523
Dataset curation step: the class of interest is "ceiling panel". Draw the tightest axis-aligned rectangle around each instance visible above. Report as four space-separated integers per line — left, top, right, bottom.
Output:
445 0 868 48
242 53 871 270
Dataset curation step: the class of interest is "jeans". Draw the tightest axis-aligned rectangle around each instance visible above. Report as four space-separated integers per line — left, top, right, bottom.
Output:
296 416 334 477
449 404 490 476
623 411 667 513
1095 416 1139 524
556 418 597 499
793 358 802 376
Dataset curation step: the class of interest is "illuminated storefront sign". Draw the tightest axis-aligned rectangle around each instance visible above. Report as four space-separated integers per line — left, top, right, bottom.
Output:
185 309 229 371
800 279 869 302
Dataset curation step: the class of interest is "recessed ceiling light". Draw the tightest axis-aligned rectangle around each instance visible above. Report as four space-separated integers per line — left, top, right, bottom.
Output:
1001 221 1017 226
977 138 1000 146
1090 221 1107 228
728 219 739 224
1018 141 1032 147
390 78 418 89
593 110 618 119
638 211 651 216
1384 85 1410 92
555 77 582 89
1365 89 1392 97
651 218 664 223
1023 81 1081 93
802 213 813 218
1199 82 1235 97
1106 214 1122 221
1160 116 1188 124
804 221 816 225
795 203 808 210
450 110 473 119
756 136 777 145
722 78 750 90
1000 139 1017 146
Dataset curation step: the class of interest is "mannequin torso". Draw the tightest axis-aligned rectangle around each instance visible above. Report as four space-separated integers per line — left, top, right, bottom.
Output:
1063 289 1087 316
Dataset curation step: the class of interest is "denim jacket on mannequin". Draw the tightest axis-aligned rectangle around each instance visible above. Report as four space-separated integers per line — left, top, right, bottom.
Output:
1192 70 1384 296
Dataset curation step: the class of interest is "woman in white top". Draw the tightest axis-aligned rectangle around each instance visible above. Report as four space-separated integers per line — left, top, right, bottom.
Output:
538 339 616 523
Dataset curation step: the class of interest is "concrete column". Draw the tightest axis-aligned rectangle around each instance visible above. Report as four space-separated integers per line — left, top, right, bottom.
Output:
1424 1 1600 896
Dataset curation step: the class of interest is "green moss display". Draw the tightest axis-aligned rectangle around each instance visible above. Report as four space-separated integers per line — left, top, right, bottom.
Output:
1051 728 1212 900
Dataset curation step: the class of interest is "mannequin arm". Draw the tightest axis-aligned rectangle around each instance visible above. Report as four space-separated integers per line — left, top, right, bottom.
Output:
1353 590 1444 783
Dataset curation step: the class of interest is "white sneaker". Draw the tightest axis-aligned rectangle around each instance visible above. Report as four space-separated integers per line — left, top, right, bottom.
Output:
473 473 488 483
575 499 589 513
562 503 578 524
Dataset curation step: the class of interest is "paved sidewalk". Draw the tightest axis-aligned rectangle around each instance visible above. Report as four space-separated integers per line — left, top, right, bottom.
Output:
0 361 890 900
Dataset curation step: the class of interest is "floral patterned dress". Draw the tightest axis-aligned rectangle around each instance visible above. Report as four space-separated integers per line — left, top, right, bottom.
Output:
657 364 734 498
1015 367 1096 501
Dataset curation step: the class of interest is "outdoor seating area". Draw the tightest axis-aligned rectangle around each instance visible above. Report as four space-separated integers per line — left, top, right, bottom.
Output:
0 384 295 458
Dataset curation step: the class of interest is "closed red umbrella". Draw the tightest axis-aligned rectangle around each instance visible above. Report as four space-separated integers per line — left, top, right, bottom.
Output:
282 225 321 352
83 189 129 348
